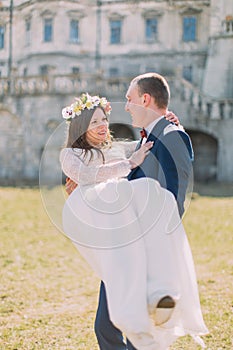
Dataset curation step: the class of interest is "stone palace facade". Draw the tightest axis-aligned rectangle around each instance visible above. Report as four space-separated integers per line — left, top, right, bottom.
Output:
0 0 232 184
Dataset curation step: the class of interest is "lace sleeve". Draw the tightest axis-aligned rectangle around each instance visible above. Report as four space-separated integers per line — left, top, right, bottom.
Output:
114 140 139 158
60 148 131 186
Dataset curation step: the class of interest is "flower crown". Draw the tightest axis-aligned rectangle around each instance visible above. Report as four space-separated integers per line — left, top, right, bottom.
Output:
62 93 112 122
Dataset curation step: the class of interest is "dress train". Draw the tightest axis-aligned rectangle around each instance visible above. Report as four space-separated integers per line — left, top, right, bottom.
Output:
62 177 208 349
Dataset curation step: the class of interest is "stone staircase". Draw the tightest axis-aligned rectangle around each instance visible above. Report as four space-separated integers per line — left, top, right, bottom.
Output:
170 77 233 122
1 74 232 121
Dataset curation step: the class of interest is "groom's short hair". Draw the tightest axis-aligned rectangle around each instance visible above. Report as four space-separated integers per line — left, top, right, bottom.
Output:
132 72 170 109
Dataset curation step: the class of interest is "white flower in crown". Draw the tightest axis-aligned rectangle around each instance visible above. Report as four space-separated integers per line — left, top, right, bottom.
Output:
92 95 101 107
100 97 107 107
62 93 112 122
62 106 74 120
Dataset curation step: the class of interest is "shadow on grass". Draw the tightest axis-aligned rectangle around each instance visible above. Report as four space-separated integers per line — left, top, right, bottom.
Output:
1 179 233 198
0 179 39 188
193 181 233 197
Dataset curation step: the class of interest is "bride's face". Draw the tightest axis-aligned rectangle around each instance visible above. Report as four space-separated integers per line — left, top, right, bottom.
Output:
86 108 109 146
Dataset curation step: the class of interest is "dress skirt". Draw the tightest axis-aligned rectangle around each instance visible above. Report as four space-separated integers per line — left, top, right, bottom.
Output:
62 177 208 349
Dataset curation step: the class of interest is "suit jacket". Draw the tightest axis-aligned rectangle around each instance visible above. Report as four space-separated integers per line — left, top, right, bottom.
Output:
127 118 194 217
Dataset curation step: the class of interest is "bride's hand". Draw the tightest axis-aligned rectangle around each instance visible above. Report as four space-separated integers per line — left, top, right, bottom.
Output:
129 141 154 169
65 177 78 195
165 111 180 125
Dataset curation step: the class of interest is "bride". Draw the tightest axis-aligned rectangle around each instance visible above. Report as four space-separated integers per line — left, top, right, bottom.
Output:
60 93 208 349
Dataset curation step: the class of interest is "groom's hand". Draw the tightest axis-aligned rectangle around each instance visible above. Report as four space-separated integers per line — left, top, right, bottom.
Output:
65 177 78 195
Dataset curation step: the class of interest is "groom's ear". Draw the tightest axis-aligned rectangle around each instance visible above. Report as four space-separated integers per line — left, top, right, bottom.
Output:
143 93 151 106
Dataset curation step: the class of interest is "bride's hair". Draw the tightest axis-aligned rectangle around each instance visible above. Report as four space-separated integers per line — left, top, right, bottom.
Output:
64 106 112 162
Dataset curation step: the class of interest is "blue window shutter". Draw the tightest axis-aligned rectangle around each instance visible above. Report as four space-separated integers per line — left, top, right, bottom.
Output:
25 20 31 46
110 20 121 44
146 18 157 40
183 16 196 42
70 20 79 42
44 19 53 42
0 26 4 49
183 66 193 82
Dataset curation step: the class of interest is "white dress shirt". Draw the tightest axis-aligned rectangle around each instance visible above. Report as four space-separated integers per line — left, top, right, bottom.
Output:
141 116 165 144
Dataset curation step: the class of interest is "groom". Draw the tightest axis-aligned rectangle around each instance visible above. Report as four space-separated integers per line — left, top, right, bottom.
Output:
94 72 194 350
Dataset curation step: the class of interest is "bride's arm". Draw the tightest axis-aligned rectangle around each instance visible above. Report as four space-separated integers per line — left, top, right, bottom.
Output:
114 140 138 158
60 141 153 186
60 148 132 186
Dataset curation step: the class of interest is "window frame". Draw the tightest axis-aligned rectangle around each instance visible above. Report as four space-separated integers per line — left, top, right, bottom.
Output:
109 67 119 77
43 17 53 43
72 66 80 75
0 25 5 49
182 65 193 82
110 19 122 45
145 17 158 42
40 65 49 75
182 15 197 42
69 19 79 44
25 18 31 46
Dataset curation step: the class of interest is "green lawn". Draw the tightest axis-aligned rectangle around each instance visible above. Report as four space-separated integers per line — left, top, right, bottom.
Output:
0 186 232 349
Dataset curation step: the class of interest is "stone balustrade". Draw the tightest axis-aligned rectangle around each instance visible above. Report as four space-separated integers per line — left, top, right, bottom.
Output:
0 74 129 98
175 78 233 120
1 74 232 120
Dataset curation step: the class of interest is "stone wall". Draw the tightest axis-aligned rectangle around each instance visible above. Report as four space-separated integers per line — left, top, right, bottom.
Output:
0 0 232 183
1 74 233 184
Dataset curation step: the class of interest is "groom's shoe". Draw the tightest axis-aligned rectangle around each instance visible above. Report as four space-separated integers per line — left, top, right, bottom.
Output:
149 295 176 326
157 296 175 308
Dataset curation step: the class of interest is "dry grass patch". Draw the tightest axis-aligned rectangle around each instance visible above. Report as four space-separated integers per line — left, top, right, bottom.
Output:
0 186 232 349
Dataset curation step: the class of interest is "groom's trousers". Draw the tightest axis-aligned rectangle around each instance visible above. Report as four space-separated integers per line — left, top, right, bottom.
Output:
95 281 137 350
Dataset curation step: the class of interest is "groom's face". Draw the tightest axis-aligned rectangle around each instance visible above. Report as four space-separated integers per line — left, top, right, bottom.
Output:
125 82 145 128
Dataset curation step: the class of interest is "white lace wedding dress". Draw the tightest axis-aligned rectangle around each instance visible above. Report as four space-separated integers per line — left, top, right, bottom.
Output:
60 141 208 350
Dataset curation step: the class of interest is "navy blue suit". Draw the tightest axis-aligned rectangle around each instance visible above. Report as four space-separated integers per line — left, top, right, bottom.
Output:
95 118 194 349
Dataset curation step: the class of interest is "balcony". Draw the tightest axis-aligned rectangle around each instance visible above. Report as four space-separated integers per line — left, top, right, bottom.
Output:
0 73 130 98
